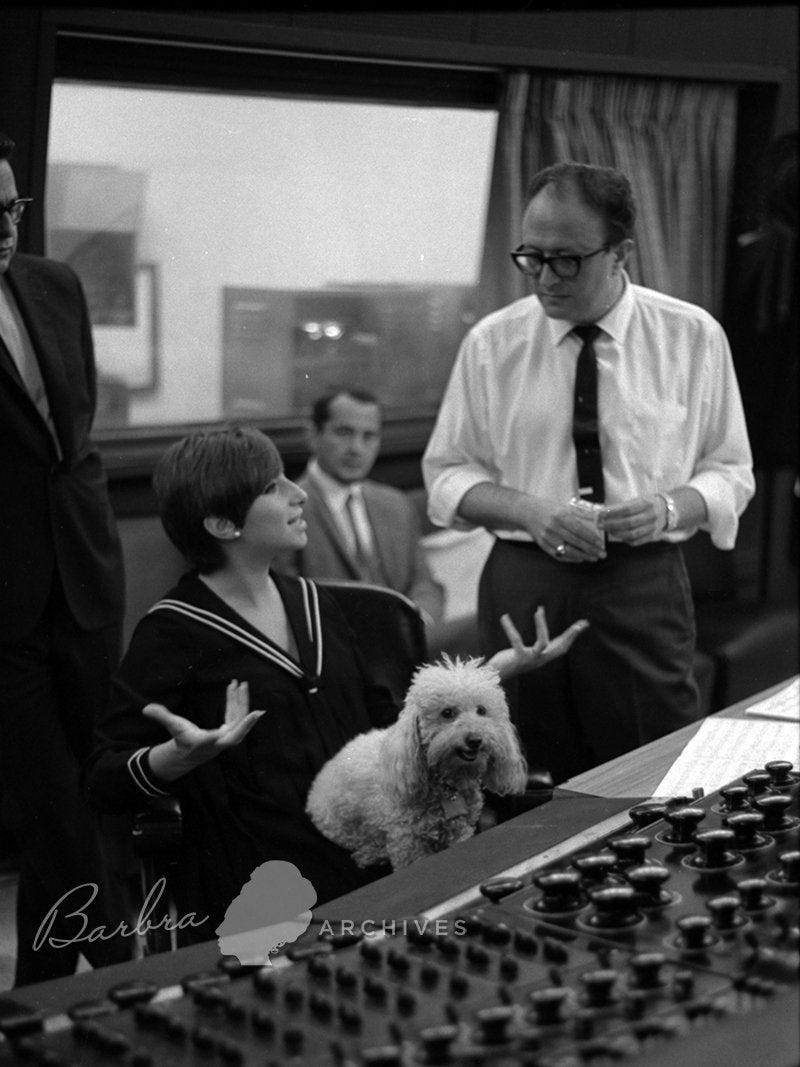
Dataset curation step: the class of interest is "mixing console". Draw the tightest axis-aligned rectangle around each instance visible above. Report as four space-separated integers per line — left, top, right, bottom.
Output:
0 760 797 1065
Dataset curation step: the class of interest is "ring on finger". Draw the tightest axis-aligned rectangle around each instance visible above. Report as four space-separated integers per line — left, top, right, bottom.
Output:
554 543 567 558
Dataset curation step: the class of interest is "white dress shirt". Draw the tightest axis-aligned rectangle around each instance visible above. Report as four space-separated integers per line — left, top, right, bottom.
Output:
423 273 754 549
306 459 376 558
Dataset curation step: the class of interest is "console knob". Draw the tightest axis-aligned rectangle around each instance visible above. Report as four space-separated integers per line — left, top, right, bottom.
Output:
306 955 332 980
283 1027 304 1054
690 828 740 869
629 952 666 989
283 984 304 1010
361 1046 403 1065
735 877 773 911
407 924 435 948
386 949 410 976
718 785 750 812
475 1005 515 1044
725 811 768 850
671 969 695 1001
706 894 745 931
460 912 486 937
363 977 387 1003
587 885 641 928
396 989 416 1016
482 921 512 947
580 968 619 1006
572 852 618 885
308 992 333 1020
627 802 669 828
479 877 524 902
609 835 652 867
529 987 569 1026
773 849 800 886
743 770 772 796
419 1025 458 1063
435 935 460 960
533 869 583 912
514 929 538 955
108 981 159 1008
676 914 715 951
626 864 671 906
752 793 795 832
765 760 794 786
335 965 358 989
337 1004 362 1030
465 943 491 969
662 807 706 844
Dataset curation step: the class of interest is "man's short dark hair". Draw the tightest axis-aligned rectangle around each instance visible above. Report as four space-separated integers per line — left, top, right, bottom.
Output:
526 161 636 246
311 389 381 431
0 133 16 162
153 426 283 573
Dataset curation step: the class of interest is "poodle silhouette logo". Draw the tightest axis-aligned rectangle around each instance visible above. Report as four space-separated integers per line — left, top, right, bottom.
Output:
215 860 316 966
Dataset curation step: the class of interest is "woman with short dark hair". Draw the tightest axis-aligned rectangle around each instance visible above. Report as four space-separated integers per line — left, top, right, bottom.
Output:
85 426 583 942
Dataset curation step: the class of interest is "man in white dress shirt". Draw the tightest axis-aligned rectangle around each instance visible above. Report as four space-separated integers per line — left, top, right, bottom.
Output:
423 161 754 784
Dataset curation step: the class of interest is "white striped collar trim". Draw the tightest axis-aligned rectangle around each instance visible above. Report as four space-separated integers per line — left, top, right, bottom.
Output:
147 578 323 688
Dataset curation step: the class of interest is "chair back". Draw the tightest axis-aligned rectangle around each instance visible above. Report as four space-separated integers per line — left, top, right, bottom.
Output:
316 579 428 707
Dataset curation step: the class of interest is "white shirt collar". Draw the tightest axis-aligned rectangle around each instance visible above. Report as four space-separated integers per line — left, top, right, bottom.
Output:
307 458 363 508
548 270 633 348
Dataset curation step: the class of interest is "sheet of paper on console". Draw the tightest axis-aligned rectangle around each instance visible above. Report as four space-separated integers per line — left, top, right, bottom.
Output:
744 676 799 722
653 714 799 798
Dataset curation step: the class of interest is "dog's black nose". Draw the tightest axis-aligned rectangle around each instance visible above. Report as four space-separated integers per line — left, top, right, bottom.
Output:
464 734 482 752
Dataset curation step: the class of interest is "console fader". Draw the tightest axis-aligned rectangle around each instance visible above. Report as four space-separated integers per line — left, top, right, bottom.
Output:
1 760 798 1066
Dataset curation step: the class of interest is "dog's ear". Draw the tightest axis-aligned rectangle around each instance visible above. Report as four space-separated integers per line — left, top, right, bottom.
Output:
484 721 528 795
382 702 428 803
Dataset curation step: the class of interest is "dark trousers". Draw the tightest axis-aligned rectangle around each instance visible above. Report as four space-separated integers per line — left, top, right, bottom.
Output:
0 577 132 986
478 539 700 786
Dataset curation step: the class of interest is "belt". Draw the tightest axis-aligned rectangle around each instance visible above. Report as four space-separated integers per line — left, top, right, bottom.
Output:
495 538 677 559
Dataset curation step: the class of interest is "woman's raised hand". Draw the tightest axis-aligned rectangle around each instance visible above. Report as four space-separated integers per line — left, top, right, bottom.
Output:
143 680 265 774
487 606 589 680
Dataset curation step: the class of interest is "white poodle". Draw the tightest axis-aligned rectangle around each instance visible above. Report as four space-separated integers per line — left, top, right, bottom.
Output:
306 656 528 870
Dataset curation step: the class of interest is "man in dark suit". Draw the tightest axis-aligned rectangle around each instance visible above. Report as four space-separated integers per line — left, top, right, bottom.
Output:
279 389 445 629
0 132 131 984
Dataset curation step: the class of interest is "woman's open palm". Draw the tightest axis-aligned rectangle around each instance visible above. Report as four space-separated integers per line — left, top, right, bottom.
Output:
142 679 265 767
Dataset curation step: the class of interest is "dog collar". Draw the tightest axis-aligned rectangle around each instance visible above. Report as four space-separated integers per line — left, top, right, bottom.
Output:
440 794 470 819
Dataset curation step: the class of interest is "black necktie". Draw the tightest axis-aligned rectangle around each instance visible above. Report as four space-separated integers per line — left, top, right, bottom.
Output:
572 324 605 503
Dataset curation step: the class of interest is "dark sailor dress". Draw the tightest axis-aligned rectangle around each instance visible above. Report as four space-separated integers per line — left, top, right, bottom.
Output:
84 570 398 940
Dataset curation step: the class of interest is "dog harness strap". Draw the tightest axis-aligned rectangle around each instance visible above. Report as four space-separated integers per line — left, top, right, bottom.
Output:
147 598 308 682
440 795 470 819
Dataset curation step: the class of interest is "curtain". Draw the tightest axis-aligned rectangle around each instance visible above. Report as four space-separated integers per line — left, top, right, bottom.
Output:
478 71 738 318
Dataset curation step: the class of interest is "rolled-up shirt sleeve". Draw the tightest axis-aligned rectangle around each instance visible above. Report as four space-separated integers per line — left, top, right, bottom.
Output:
686 325 754 550
423 330 500 530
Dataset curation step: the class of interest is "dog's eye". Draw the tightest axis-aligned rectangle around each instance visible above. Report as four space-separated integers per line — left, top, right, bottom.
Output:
440 707 456 719
476 705 487 716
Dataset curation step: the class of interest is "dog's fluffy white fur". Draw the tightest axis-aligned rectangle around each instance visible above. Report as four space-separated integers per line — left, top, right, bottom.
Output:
306 656 527 870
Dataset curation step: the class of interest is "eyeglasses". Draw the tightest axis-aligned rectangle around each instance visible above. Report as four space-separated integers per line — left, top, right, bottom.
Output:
0 198 33 225
510 244 609 280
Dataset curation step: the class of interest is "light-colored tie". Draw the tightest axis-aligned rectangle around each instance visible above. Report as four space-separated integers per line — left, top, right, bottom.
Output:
345 490 383 582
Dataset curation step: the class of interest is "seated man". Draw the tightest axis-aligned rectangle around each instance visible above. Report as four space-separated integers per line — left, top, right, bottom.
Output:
276 389 445 630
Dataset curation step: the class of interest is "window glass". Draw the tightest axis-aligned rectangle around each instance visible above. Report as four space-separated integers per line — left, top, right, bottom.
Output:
46 82 497 430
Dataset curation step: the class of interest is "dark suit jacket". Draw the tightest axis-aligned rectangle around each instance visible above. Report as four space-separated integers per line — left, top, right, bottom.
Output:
279 469 445 624
0 253 125 641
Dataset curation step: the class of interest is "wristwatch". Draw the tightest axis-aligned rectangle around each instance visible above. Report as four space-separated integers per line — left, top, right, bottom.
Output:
658 492 679 532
